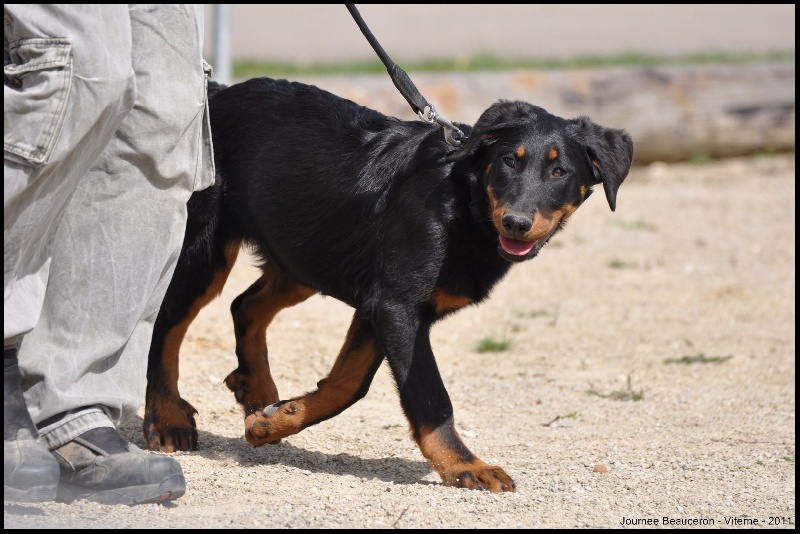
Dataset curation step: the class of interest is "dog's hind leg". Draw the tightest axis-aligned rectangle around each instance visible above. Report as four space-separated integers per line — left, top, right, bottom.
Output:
144 240 241 452
224 262 316 419
244 312 384 446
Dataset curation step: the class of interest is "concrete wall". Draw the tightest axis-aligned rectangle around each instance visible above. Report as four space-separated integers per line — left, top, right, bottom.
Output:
202 4 795 64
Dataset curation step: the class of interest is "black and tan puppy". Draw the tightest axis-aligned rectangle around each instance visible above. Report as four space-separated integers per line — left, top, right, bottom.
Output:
144 77 633 492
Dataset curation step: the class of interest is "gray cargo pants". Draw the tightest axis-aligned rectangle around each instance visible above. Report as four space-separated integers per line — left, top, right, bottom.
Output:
3 4 214 449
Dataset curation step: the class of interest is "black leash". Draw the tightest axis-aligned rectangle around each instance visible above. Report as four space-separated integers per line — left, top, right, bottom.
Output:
345 4 467 148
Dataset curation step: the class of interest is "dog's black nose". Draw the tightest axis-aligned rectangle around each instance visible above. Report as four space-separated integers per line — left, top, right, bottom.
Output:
502 212 533 235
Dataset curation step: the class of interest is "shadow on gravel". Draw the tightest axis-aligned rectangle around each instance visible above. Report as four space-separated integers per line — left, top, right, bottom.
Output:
120 416 434 487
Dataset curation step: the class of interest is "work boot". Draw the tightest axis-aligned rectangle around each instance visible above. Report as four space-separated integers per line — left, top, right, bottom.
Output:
53 426 186 505
4 341 60 502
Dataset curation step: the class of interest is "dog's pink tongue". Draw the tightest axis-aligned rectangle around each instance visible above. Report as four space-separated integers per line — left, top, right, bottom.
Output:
499 235 536 256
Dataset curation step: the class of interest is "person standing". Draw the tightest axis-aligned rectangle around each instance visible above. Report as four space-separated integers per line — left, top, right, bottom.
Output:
4 4 214 505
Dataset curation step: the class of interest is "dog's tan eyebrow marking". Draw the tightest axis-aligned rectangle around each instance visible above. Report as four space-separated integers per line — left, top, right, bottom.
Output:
484 162 492 178
548 148 559 160
516 146 526 158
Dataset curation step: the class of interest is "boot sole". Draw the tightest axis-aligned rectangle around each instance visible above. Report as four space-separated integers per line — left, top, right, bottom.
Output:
4 482 58 503
56 473 186 505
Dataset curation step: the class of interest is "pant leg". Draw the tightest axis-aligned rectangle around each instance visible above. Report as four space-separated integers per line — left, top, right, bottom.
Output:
17 4 215 449
4 4 136 340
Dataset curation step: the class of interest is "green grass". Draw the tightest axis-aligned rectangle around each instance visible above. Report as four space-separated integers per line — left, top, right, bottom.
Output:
782 455 794 463
752 147 779 158
476 337 511 353
586 374 644 402
228 51 794 79
607 258 635 269
543 410 579 427
689 151 713 165
664 353 733 365
513 310 551 319
613 219 658 232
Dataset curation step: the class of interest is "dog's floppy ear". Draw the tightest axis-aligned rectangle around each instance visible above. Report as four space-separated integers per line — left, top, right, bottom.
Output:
445 101 532 163
570 116 634 212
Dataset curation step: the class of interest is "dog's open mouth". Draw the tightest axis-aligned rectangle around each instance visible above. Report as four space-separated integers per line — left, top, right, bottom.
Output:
497 222 566 263
496 213 571 263
499 235 536 256
498 235 539 263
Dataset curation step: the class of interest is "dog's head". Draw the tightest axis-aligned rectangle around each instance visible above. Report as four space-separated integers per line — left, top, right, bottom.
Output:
447 101 634 263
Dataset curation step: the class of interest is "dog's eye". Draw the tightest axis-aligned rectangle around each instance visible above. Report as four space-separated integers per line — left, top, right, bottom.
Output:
502 156 516 169
552 167 566 177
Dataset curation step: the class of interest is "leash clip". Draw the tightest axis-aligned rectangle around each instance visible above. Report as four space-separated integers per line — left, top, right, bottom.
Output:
419 105 467 148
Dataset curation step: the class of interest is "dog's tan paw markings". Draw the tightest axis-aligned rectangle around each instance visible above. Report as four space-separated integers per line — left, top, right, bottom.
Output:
455 471 483 490
223 370 252 402
447 465 516 492
234 384 249 402
249 416 268 434
476 467 516 493
261 400 288 417
224 371 241 389
244 412 283 446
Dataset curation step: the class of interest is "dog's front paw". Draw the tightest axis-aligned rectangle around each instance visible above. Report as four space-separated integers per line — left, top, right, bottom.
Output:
441 463 516 492
244 400 300 446
143 397 199 452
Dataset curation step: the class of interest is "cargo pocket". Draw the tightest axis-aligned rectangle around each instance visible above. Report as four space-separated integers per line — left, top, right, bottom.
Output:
4 38 73 167
193 59 216 192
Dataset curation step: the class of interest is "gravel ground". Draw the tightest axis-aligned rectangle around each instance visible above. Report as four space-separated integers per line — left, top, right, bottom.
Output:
4 154 795 529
